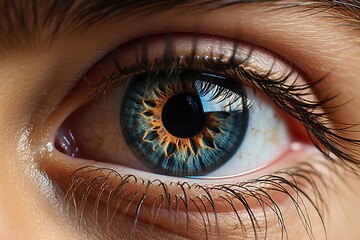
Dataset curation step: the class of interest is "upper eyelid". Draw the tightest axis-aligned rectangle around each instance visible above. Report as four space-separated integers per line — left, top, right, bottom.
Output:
91 35 296 100
1 0 360 56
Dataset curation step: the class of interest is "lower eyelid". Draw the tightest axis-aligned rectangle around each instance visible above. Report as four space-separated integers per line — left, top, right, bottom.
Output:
42 142 325 239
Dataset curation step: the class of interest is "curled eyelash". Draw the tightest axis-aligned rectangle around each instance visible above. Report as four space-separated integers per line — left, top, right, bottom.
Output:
64 159 331 240
194 76 250 111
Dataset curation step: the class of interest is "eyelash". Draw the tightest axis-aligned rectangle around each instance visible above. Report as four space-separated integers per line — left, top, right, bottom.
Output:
95 39 359 172
67 163 328 240
65 36 359 239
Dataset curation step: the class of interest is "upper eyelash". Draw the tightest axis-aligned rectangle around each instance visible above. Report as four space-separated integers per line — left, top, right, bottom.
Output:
195 79 249 111
93 37 360 175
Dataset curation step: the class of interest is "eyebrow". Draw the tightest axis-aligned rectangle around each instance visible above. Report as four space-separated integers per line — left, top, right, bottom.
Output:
0 0 359 55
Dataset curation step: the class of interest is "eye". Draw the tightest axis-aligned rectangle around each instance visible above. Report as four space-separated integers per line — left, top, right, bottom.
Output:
50 34 331 239
55 34 306 179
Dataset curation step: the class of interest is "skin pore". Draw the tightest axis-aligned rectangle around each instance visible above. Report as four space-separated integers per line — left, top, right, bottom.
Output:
1 0 360 239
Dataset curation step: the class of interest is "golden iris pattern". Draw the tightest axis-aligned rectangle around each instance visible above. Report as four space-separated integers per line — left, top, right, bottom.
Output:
121 71 249 176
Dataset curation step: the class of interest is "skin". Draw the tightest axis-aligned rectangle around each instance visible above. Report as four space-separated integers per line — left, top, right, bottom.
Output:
1 2 360 239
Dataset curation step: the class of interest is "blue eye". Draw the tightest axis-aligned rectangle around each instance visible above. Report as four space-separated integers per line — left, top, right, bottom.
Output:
55 35 301 181
121 70 249 176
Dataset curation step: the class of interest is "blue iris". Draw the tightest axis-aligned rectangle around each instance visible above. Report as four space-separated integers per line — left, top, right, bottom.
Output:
120 70 249 176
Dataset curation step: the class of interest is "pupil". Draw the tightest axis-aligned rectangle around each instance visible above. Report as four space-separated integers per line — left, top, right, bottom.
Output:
162 93 206 138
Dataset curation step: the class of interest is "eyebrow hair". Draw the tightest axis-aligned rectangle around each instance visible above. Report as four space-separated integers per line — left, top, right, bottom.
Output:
0 0 359 55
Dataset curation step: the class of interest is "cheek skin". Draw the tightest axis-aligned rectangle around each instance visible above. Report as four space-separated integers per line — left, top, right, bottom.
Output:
0 58 71 239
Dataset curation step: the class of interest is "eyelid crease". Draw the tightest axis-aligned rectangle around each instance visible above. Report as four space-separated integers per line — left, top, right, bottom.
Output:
111 34 291 80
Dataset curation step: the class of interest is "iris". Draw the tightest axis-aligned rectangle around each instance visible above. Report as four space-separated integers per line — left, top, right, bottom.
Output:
121 70 249 176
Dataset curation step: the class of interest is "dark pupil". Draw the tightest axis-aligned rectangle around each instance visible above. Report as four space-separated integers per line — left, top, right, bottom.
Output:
162 93 206 138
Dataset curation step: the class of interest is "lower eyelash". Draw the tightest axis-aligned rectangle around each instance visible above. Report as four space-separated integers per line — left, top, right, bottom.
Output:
64 159 330 240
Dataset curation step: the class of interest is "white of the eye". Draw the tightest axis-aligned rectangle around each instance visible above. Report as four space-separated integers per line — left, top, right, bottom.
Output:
89 80 290 177
202 88 290 178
